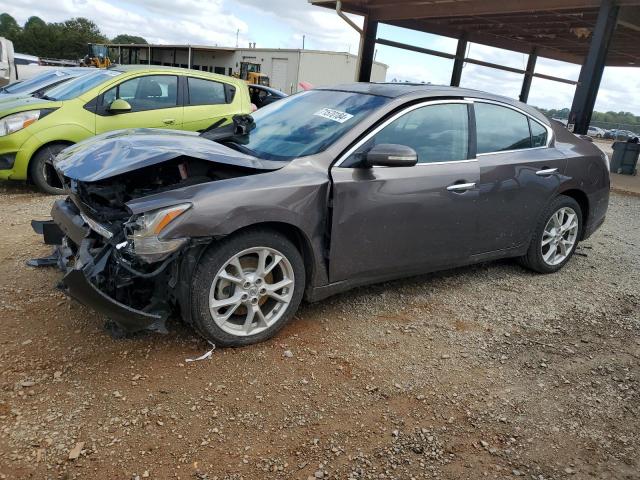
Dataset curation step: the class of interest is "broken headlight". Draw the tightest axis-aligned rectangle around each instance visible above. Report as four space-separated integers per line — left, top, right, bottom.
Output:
128 203 191 263
0 110 42 136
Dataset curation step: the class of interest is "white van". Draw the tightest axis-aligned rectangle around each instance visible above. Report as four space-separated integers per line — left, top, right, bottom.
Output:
0 37 16 86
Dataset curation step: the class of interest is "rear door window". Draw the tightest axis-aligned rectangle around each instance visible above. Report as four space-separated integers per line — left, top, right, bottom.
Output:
475 102 533 154
187 77 228 105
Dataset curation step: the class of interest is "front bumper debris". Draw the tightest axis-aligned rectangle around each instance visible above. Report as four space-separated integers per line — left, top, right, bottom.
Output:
62 268 164 332
30 199 171 334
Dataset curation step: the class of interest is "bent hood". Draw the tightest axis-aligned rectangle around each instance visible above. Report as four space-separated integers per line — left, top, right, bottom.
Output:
54 128 285 182
0 95 58 115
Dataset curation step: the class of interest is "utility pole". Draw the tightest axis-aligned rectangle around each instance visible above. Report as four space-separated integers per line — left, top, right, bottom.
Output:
236 29 239 48
302 35 305 50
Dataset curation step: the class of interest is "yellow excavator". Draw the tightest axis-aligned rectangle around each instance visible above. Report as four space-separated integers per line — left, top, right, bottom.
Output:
235 62 269 86
80 44 111 68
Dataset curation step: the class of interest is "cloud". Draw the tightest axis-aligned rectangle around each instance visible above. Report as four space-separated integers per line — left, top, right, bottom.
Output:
3 0 639 113
4 0 249 46
235 0 361 52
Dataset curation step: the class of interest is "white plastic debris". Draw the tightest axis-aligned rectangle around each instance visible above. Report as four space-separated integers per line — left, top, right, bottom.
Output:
185 341 216 362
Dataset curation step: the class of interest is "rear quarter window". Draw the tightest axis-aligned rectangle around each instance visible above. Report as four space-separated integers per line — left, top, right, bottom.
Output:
530 119 548 147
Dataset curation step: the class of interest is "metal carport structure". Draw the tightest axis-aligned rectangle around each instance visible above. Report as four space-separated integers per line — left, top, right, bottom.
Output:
311 0 640 134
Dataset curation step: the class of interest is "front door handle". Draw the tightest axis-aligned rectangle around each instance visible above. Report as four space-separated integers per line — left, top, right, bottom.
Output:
447 182 476 192
536 168 558 176
163 118 175 125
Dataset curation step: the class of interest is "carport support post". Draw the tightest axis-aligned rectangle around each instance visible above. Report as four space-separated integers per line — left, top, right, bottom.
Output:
450 33 467 87
568 0 619 134
519 47 537 103
357 17 378 82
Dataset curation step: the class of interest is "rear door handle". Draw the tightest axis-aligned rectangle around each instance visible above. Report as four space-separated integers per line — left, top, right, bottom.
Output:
536 168 558 176
447 182 476 192
163 118 175 125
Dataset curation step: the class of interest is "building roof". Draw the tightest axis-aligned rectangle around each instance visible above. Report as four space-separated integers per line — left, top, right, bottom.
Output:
311 0 640 66
101 44 388 67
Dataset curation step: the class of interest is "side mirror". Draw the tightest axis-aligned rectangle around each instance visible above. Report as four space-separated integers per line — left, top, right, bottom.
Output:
365 143 418 167
108 98 132 113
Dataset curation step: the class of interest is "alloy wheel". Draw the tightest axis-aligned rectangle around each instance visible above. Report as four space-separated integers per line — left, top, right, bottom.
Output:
540 207 579 266
208 246 295 336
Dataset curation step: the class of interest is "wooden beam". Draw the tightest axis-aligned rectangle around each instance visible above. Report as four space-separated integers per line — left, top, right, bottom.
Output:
369 0 605 21
569 0 619 134
450 33 468 86
376 38 456 59
390 18 584 63
376 37 578 85
520 47 537 102
358 17 379 81
618 5 640 32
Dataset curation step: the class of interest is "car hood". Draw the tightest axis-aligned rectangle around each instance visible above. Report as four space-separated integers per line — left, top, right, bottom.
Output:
0 95 57 114
54 128 285 182
0 93 36 101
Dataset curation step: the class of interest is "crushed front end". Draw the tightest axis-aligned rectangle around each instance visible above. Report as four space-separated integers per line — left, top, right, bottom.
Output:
30 121 280 334
30 154 238 334
33 195 192 334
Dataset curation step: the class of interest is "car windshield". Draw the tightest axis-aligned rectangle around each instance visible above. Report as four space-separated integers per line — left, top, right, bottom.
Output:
46 70 122 101
234 90 389 160
3 71 71 94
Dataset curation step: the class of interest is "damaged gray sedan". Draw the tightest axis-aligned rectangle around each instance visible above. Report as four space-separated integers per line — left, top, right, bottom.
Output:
32 83 610 346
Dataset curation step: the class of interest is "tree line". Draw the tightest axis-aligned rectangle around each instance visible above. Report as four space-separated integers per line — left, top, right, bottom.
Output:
537 107 640 130
0 13 147 61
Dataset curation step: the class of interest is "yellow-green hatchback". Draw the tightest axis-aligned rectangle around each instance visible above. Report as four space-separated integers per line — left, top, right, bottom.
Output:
0 65 251 193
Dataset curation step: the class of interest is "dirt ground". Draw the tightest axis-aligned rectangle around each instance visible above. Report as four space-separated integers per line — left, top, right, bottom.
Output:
0 183 638 480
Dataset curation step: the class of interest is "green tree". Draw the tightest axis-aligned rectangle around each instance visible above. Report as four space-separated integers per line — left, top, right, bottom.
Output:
0 13 21 41
58 17 108 60
538 106 640 130
19 16 57 57
2 15 108 60
111 34 147 44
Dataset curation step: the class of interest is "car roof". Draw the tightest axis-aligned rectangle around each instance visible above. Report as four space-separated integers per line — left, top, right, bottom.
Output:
110 64 243 84
317 82 550 125
111 64 212 75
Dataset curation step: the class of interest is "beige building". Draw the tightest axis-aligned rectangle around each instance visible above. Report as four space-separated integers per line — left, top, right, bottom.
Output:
107 44 388 94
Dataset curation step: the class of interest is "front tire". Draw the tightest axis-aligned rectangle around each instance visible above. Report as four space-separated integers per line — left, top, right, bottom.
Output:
191 229 305 347
29 143 68 194
520 195 582 273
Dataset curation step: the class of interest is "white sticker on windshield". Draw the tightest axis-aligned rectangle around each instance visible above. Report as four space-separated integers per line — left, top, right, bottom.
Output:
313 108 354 124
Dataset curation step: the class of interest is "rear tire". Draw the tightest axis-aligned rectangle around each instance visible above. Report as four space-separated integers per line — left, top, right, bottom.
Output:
191 229 305 347
29 143 68 195
519 195 582 274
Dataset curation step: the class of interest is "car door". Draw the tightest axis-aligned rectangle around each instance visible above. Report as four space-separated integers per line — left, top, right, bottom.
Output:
182 76 237 132
473 100 568 254
329 100 479 283
94 74 183 134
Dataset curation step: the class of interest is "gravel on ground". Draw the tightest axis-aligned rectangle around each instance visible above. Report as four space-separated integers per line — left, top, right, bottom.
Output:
0 183 638 479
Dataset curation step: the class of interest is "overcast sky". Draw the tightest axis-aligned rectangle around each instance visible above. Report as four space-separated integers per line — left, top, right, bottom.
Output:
4 0 640 114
